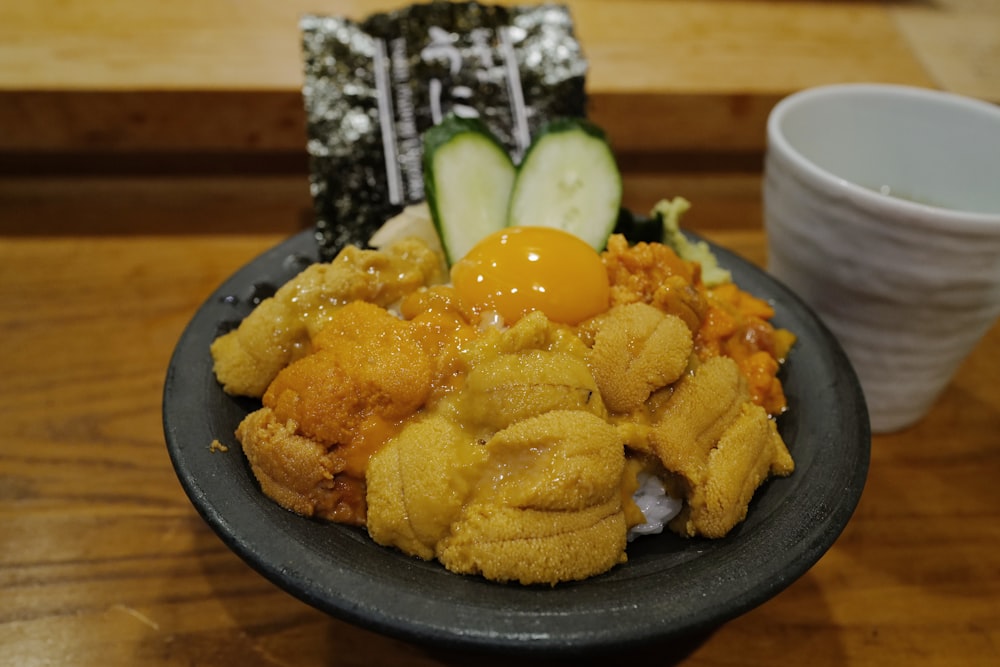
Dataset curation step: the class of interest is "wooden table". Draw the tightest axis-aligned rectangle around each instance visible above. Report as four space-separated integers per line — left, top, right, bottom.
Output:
3 177 999 667
2 1 999 665
2 0 999 163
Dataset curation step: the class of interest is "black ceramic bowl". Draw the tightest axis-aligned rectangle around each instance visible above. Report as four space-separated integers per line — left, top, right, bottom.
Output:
163 229 870 656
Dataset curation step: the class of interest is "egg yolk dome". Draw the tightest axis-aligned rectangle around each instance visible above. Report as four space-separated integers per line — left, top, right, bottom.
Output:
451 226 611 325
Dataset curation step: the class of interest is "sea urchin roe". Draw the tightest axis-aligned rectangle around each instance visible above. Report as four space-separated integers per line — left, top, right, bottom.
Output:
399 285 480 396
210 237 446 398
263 301 433 451
601 234 707 332
601 234 794 415
697 282 796 414
236 406 369 525
587 303 694 414
223 233 797 585
365 312 630 585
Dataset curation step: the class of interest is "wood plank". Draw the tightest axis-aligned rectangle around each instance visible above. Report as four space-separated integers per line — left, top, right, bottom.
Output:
0 1 938 157
0 1 930 91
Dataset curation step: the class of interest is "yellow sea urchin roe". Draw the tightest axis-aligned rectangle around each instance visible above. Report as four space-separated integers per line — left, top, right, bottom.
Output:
450 226 611 326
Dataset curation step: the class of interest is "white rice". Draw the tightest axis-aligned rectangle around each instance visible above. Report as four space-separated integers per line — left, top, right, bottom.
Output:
627 471 683 542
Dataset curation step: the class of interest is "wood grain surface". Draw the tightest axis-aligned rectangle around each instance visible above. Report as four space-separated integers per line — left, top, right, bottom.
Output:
1 175 998 666
1 0 979 159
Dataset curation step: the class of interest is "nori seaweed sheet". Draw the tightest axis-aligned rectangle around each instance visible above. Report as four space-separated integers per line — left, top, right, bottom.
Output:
301 1 588 259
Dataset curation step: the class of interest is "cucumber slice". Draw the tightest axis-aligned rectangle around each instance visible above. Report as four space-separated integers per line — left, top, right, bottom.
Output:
506 118 622 251
422 115 516 264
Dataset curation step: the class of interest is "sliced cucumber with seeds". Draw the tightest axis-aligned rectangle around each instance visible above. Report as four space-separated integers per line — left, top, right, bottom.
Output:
422 114 516 264
506 118 622 251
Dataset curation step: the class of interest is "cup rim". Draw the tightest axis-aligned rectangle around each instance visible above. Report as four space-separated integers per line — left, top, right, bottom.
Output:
767 83 1000 232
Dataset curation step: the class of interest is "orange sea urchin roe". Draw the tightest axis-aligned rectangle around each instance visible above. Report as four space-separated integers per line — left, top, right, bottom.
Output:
601 234 707 331
697 282 796 414
451 226 611 326
601 234 793 415
263 301 434 476
399 285 480 398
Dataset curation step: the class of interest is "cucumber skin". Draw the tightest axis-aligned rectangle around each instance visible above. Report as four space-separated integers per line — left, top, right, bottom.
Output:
506 117 623 251
422 114 508 164
422 115 516 264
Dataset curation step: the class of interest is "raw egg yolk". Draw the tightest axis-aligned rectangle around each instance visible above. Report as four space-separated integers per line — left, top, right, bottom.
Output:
450 226 611 325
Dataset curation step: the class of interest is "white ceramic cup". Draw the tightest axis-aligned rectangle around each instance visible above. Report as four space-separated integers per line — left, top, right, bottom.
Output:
764 83 1000 433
